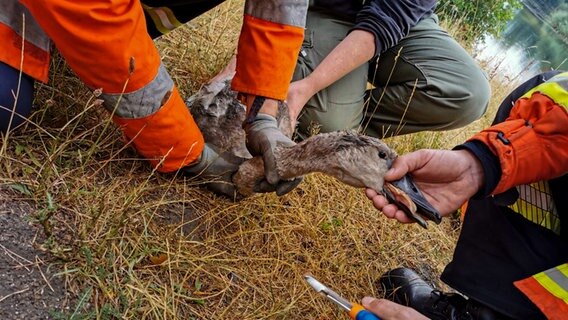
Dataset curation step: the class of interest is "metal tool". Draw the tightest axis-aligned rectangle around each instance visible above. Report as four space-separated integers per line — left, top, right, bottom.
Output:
304 275 380 320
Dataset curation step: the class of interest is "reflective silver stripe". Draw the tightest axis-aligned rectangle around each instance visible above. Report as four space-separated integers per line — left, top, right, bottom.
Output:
0 0 51 51
522 71 568 110
244 0 308 28
509 181 561 234
544 267 568 293
153 8 177 31
143 5 182 34
550 72 568 91
100 63 174 119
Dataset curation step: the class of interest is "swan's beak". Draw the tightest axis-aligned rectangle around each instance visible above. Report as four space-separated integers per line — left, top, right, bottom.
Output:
383 174 442 229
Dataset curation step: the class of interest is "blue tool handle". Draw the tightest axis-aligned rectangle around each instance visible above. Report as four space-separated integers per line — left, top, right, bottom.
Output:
355 310 380 320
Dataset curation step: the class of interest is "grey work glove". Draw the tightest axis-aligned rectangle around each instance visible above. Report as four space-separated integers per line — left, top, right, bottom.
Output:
244 114 303 196
183 143 245 199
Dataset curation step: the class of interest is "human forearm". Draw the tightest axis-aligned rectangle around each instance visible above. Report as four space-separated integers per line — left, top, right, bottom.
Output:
301 30 375 95
355 0 436 56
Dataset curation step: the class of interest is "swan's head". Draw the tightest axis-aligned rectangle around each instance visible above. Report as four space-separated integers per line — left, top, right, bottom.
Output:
326 132 397 192
313 132 442 228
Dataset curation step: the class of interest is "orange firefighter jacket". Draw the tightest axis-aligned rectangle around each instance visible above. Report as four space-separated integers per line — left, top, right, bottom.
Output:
445 71 568 319
1 0 307 172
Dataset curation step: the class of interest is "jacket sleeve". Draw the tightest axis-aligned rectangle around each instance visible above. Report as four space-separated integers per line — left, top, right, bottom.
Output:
21 0 205 173
353 0 437 57
465 72 568 195
231 0 308 101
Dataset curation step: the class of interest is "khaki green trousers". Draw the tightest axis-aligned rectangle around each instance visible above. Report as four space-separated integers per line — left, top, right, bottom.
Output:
293 9 491 138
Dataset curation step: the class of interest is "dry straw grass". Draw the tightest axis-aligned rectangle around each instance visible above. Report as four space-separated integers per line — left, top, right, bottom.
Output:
0 1 519 319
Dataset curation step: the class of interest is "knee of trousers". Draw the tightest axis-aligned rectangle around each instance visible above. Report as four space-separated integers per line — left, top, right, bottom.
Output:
431 72 491 129
453 77 491 127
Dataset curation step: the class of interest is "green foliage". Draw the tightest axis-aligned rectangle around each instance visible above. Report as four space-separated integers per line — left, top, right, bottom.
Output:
436 0 522 42
320 216 343 233
503 2 568 71
534 3 568 69
6 182 32 195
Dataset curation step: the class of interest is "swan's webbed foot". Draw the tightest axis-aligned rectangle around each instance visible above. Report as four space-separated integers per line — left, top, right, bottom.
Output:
253 178 303 196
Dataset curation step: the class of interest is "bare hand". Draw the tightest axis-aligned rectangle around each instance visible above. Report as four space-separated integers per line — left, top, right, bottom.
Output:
286 79 315 127
365 149 484 223
362 297 428 320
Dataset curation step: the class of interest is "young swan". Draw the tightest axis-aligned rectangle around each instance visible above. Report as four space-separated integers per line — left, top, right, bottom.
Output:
233 131 396 197
186 69 441 227
186 72 395 195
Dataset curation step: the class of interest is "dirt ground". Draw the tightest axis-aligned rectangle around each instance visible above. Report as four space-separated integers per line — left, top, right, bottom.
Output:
0 190 73 319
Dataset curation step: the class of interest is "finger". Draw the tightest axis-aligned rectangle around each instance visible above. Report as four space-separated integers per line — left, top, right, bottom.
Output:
385 150 431 181
365 188 379 200
370 195 390 211
362 297 428 320
379 203 400 218
393 210 416 224
384 157 409 181
376 202 414 224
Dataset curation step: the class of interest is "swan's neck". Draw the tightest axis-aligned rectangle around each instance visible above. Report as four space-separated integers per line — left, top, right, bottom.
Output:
274 136 339 180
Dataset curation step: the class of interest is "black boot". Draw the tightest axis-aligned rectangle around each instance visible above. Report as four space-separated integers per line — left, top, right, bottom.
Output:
379 268 512 320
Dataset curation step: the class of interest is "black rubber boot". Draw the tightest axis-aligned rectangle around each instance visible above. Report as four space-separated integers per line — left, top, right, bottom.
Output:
379 268 512 320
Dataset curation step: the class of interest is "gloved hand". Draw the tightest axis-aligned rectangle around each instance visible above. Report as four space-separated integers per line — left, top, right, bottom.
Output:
182 143 245 199
244 113 303 196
